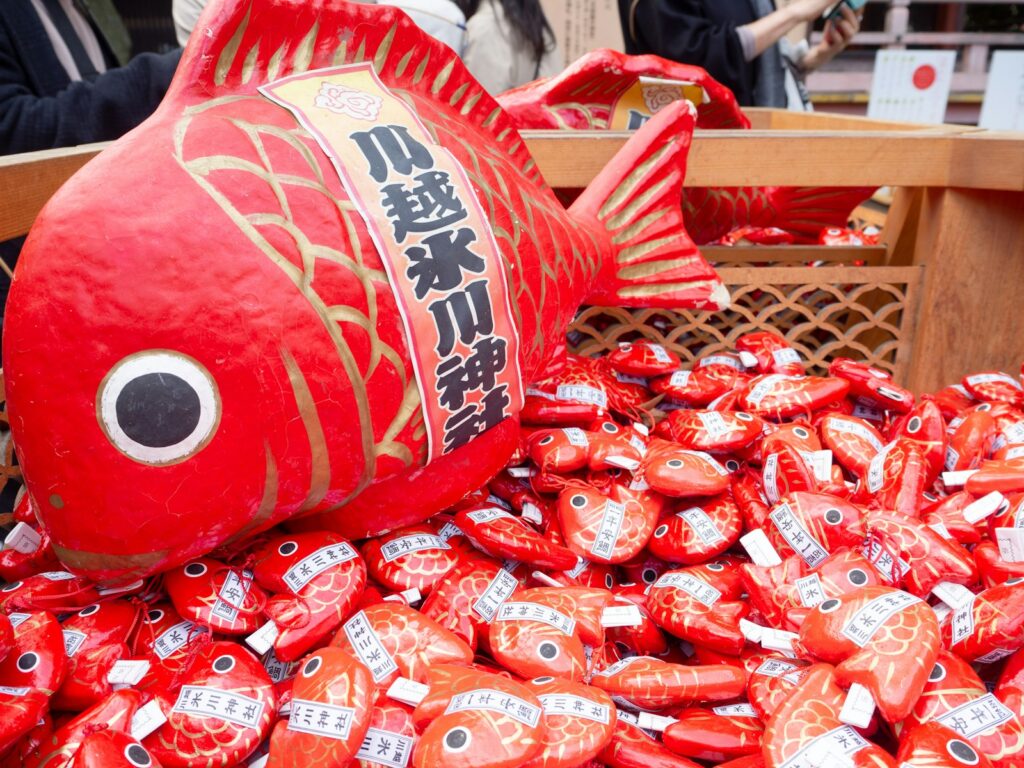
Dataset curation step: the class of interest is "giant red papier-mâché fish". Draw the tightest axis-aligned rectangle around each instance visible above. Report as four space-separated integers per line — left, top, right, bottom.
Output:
4 0 727 583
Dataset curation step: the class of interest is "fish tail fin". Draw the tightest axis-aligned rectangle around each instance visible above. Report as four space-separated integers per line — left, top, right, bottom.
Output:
765 186 877 242
570 100 729 310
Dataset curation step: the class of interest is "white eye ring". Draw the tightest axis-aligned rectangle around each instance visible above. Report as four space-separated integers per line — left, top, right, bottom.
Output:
124 744 152 767
97 350 221 466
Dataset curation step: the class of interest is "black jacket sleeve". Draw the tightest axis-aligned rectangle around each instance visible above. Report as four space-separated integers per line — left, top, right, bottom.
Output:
0 27 181 155
619 0 758 106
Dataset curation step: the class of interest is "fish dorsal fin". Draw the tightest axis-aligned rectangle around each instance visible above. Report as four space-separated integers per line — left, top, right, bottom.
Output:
170 0 540 184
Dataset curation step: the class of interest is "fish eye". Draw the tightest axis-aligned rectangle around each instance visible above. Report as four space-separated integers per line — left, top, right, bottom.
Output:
793 427 809 439
907 416 922 434
146 609 164 623
847 569 868 586
16 652 39 673
604 574 614 589
278 541 299 557
736 413 753 422
539 435 554 446
725 460 740 472
819 599 841 613
537 641 560 660
125 744 152 767
654 524 668 538
184 562 208 578
824 508 843 525
443 726 471 753
977 404 992 412
302 656 322 677
212 654 236 673
78 604 100 617
929 663 946 682
603 423 618 433
97 350 220 466
706 563 724 572
2 581 21 592
666 459 684 469
570 494 587 509
947 740 979 765
642 568 658 583
532 676 554 684
1006 577 1023 586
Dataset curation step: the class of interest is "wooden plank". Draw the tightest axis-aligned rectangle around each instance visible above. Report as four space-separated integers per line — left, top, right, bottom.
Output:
0 143 105 242
758 109 971 133
905 188 1024 393
715 265 920 285
3 131 1022 241
525 130 1024 190
701 245 887 265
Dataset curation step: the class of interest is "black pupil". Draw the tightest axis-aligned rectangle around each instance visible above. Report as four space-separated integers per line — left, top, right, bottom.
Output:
949 741 976 762
643 569 656 582
930 664 944 681
572 496 585 508
850 570 867 585
281 543 297 555
214 656 233 672
539 643 557 659
17 653 37 671
909 417 921 431
446 729 467 749
305 658 321 675
185 563 204 576
825 510 841 523
821 599 839 611
147 610 162 622
127 745 151 765
116 372 201 448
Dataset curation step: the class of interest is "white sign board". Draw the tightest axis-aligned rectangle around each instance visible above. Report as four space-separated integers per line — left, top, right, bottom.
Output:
979 52 1024 131
868 50 956 124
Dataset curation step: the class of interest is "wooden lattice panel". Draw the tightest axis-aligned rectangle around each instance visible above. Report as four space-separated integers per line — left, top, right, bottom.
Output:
569 266 923 382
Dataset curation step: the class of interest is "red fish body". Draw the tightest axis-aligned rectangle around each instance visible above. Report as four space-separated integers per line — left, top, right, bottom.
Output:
4 0 725 585
496 49 874 244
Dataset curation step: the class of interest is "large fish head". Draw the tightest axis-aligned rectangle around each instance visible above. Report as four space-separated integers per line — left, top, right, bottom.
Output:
2 110 326 585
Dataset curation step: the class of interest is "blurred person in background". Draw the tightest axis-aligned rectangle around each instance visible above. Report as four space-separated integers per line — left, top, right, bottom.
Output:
174 0 469 54
0 0 181 334
457 0 561 94
618 0 861 109
0 0 181 154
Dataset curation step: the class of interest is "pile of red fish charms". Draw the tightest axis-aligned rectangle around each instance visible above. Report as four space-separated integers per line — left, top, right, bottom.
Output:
2 334 1024 768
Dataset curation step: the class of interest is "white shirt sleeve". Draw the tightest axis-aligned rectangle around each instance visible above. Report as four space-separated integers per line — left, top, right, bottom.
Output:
172 0 210 48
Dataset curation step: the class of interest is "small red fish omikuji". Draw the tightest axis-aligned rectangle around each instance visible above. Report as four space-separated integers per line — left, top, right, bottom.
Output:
4 0 727 583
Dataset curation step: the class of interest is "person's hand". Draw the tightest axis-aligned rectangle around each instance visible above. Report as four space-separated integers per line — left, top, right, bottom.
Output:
802 5 861 72
791 0 843 23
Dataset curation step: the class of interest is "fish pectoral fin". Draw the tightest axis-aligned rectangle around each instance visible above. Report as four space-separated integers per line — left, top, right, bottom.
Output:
569 101 728 311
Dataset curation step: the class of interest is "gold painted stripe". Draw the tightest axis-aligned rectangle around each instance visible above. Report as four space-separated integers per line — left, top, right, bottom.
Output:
412 50 430 85
616 235 680 266
605 177 671 231
431 59 455 94
281 346 331 512
266 43 286 82
224 441 279 545
449 82 470 107
599 143 672 220
618 278 718 299
241 42 260 85
617 255 697 280
611 210 669 245
374 24 397 72
293 21 320 73
52 545 167 575
214 5 251 86
394 48 414 78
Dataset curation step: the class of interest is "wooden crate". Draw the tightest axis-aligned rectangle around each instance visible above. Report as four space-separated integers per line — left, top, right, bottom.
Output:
1 111 1022 397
